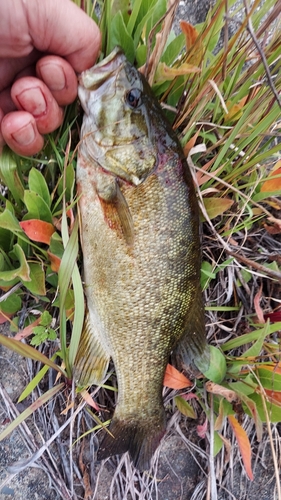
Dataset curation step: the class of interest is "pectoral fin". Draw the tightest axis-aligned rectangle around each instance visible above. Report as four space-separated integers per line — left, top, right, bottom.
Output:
114 183 134 246
172 286 210 373
98 180 134 246
74 311 110 387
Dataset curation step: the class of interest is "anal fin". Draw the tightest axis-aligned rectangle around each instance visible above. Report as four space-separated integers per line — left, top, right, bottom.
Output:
172 285 210 374
74 311 110 387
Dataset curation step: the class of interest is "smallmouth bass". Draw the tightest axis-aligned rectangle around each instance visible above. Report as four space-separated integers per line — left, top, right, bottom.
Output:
74 47 209 470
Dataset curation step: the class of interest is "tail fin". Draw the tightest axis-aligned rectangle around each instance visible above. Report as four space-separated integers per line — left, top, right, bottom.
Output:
97 413 166 471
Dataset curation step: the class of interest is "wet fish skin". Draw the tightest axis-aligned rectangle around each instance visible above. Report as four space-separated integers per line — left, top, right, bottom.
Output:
74 47 209 470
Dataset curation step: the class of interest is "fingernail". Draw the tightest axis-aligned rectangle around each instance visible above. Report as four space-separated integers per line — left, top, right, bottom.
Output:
11 122 36 146
16 88 47 117
39 63 67 91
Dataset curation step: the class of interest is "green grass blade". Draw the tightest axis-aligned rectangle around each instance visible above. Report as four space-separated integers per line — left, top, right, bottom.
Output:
0 334 65 374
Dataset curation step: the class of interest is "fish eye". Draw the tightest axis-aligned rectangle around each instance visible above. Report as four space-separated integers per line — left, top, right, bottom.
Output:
125 88 142 108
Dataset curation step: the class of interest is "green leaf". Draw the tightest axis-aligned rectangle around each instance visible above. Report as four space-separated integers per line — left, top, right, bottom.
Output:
58 218 79 374
0 293 22 315
40 311 53 327
201 197 234 221
243 321 270 358
201 260 216 289
0 147 25 205
21 262 46 295
175 396 196 418
23 190 53 223
30 326 56 346
255 366 281 392
201 345 227 383
57 163 75 203
0 207 23 234
228 375 257 397
135 44 147 67
161 33 185 65
28 168 51 208
0 227 14 253
213 431 224 456
18 363 50 402
222 323 281 351
133 0 159 46
0 244 30 282
68 263 85 369
109 11 135 63
247 393 281 423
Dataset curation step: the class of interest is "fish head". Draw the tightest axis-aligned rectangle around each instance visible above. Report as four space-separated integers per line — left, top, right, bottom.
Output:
78 47 177 186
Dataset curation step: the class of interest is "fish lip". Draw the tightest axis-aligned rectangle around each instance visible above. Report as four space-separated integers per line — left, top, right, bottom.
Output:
79 46 127 90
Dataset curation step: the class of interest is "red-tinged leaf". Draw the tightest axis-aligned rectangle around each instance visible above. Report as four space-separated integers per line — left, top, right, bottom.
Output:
81 389 101 412
263 217 281 235
228 415 254 481
67 208 75 231
180 21 203 66
224 96 248 123
253 285 265 323
258 363 281 375
264 388 281 407
182 392 199 401
264 311 281 323
260 161 281 193
183 129 201 157
0 311 12 324
197 417 208 438
180 20 198 49
163 363 193 389
20 219 55 244
14 317 41 340
47 251 61 272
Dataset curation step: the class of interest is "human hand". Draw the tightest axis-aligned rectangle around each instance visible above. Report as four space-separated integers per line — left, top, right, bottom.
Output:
0 0 101 156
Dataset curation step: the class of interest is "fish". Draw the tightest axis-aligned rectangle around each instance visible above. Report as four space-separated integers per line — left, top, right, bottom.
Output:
74 47 209 471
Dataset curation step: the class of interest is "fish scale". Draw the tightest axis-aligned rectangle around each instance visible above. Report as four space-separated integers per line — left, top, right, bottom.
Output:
74 47 209 470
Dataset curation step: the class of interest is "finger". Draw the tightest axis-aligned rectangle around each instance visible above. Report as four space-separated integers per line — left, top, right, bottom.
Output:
0 108 5 151
0 87 17 115
26 0 101 72
10 76 64 135
0 50 39 92
36 55 78 106
0 65 37 114
1 111 44 156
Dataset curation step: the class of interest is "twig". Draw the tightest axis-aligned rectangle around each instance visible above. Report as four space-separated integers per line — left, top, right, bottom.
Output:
243 0 281 109
226 250 281 282
208 394 218 500
0 283 22 302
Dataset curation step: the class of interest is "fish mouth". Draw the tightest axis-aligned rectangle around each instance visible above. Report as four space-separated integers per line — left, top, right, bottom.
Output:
79 47 127 90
